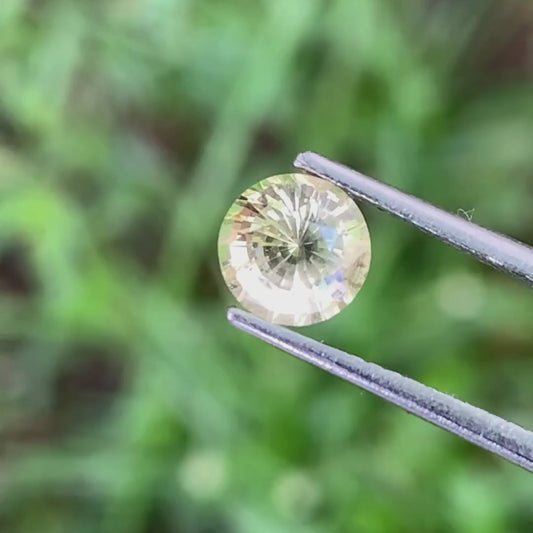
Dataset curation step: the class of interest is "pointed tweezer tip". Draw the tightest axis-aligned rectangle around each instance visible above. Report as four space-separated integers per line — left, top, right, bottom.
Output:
227 307 299 354
226 306 240 324
293 151 319 172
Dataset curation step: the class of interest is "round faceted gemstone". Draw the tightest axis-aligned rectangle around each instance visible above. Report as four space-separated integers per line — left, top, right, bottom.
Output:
218 173 371 326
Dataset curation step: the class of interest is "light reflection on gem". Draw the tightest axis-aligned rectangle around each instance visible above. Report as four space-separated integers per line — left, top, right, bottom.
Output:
218 173 371 326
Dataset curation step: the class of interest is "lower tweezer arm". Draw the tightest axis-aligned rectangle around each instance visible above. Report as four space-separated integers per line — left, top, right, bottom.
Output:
229 308 533 473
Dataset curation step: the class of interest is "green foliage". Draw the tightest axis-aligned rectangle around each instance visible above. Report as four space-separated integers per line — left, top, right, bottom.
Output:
0 0 532 531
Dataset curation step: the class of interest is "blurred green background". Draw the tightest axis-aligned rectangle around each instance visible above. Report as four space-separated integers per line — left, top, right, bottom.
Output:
0 0 532 531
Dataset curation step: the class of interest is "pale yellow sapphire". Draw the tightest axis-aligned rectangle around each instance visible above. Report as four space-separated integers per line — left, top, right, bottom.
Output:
218 173 371 326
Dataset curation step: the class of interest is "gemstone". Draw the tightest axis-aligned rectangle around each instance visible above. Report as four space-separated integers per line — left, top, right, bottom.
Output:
218 173 371 326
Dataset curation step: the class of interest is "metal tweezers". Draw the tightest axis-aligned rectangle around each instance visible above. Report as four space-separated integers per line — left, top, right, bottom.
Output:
227 152 533 473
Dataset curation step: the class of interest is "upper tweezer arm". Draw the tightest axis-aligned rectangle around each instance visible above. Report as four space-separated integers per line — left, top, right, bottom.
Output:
295 152 533 286
227 152 533 472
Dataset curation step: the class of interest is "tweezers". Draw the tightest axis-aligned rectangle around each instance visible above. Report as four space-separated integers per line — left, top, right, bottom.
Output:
227 151 533 473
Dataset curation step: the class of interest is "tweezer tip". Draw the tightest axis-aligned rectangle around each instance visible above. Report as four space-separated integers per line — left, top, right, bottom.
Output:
226 306 242 324
293 151 316 169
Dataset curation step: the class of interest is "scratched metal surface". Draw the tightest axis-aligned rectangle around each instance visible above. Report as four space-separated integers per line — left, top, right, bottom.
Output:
294 152 533 286
229 308 533 473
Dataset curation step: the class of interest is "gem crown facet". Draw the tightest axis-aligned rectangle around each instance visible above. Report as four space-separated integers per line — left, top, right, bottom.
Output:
218 173 371 326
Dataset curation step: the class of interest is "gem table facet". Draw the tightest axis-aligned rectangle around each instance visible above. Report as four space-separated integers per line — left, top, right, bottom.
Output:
218 173 371 326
